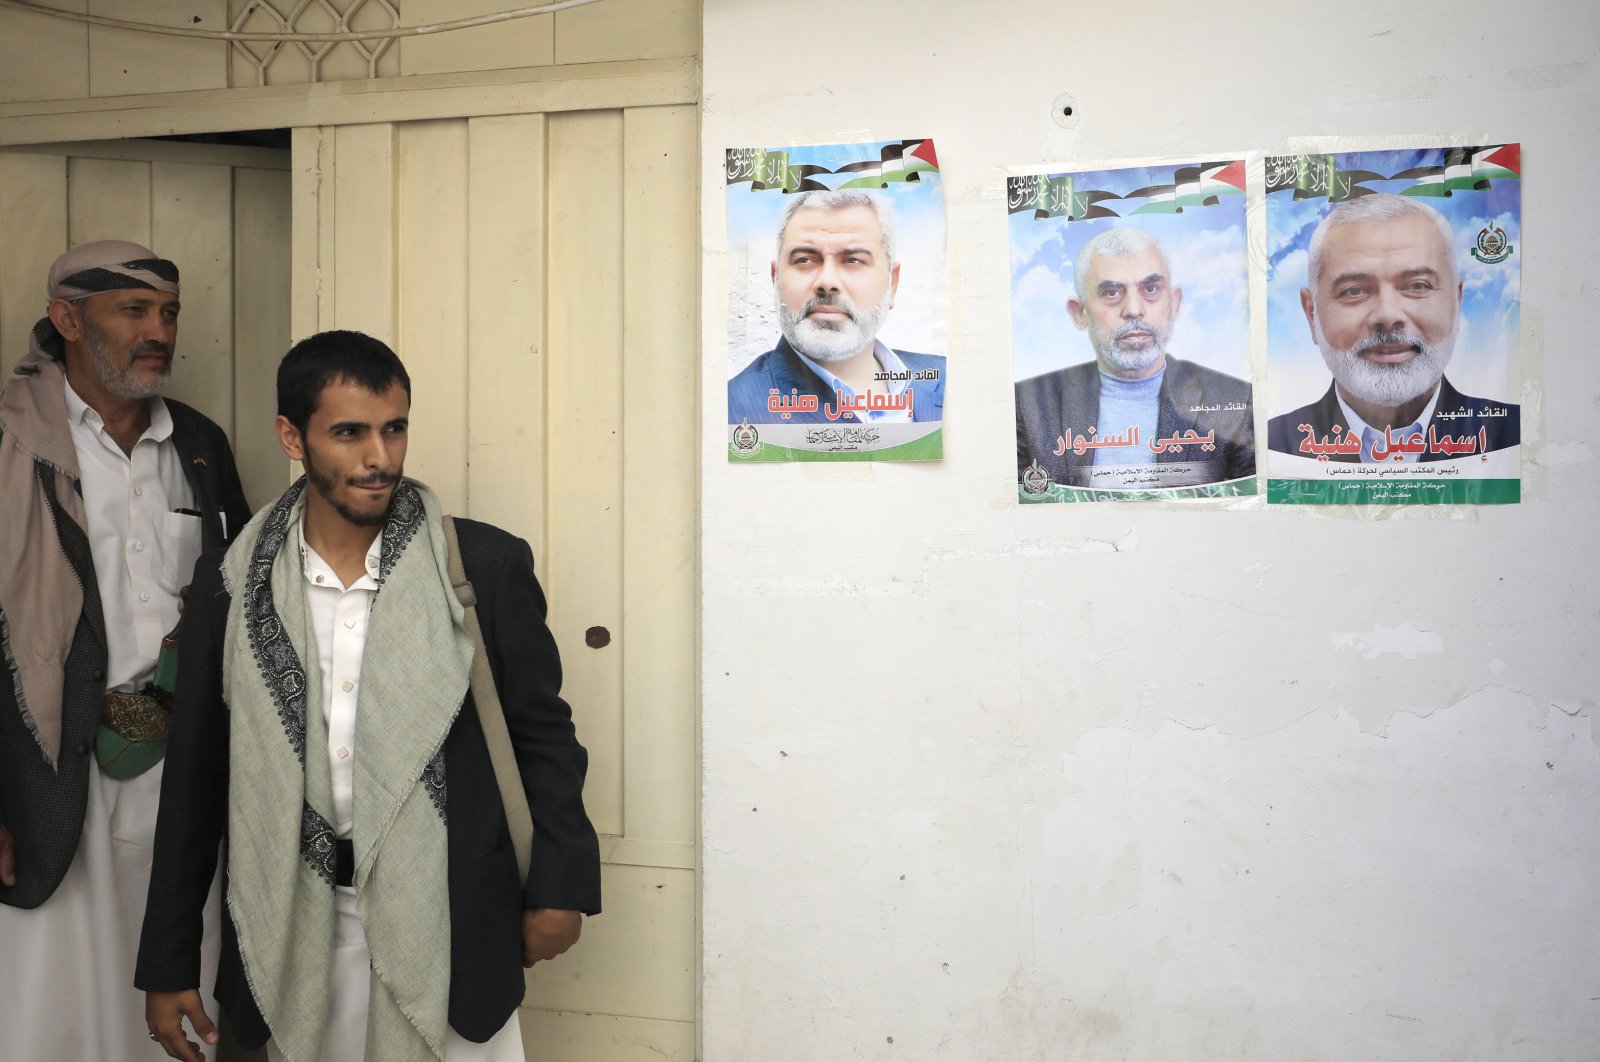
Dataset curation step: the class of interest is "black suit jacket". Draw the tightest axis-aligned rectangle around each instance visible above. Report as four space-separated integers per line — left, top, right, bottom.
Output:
0 398 250 909
1266 377 1520 461
134 518 602 1047
1015 357 1256 486
727 337 946 425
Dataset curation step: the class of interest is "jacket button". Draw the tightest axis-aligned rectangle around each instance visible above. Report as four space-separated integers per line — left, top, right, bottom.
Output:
78 743 91 756
91 667 106 681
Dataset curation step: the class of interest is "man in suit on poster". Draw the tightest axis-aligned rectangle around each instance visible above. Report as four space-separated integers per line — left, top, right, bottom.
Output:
1266 192 1519 462
1015 225 1255 487
729 189 945 426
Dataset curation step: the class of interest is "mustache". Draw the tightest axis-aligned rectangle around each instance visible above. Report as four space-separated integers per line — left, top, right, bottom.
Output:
347 472 399 488
131 341 173 358
1113 322 1157 341
803 294 859 322
1349 328 1428 358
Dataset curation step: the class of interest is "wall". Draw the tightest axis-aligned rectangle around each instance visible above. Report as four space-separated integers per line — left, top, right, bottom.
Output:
700 2 1599 1059
0 0 697 98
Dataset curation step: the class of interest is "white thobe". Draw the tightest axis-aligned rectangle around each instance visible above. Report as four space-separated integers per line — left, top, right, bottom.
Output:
0 386 221 1061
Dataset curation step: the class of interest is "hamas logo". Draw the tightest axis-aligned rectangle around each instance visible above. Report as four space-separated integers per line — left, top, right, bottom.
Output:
730 419 761 457
1470 224 1512 264
1021 460 1052 495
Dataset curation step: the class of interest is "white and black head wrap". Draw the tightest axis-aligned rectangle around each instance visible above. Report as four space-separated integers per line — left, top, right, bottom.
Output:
47 239 180 302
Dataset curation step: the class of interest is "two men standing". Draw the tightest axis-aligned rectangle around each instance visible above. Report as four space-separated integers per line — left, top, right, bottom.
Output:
0 241 251 1059
2 247 600 1062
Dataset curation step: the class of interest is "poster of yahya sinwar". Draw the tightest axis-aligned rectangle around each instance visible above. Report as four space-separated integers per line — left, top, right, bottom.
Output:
1010 159 1256 503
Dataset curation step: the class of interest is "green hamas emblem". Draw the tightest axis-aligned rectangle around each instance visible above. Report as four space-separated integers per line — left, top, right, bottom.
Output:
1471 224 1513 264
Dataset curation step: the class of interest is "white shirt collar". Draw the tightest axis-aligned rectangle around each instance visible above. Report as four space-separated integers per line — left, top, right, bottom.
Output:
298 515 382 591
795 339 908 396
1334 381 1444 440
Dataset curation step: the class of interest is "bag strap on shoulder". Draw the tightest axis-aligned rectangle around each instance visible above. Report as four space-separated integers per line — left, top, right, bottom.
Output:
442 515 534 887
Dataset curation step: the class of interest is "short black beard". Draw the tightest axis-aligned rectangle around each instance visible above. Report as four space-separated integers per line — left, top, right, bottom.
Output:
302 449 396 528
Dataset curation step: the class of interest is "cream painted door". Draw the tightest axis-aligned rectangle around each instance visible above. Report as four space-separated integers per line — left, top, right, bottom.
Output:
0 138 291 507
292 108 698 1060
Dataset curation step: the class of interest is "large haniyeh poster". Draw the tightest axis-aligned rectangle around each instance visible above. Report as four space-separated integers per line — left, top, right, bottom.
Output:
1009 160 1256 503
725 139 946 462
1264 145 1522 504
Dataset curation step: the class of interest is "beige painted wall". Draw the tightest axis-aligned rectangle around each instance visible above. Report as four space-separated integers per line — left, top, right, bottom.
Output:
0 0 698 99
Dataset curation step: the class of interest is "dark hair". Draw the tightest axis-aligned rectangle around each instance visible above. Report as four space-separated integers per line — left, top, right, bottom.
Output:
277 330 411 436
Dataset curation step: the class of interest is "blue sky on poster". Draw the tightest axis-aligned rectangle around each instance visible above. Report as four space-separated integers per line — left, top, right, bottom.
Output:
725 139 946 376
1266 146 1522 414
1009 163 1250 385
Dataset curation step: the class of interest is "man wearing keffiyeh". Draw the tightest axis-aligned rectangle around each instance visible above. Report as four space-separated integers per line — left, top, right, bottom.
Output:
136 331 601 1062
0 241 252 1059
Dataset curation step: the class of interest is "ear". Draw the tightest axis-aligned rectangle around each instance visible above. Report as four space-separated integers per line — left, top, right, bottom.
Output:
274 414 305 462
770 259 778 284
1170 286 1183 319
1299 287 1316 339
887 262 901 309
47 298 85 342
1067 298 1088 331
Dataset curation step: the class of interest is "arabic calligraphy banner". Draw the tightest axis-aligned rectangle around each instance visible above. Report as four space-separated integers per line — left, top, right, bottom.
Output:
725 138 947 462
1009 159 1256 502
1264 144 1522 504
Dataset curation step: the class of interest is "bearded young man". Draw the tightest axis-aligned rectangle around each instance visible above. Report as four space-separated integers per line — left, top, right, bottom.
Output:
136 331 600 1062
1266 192 1521 461
0 241 251 1060
1014 225 1256 488
727 189 946 424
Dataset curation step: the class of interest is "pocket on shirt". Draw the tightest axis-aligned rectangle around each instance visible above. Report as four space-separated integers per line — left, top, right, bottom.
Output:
157 509 204 591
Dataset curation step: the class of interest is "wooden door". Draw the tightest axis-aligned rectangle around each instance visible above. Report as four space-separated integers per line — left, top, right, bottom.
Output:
292 106 699 1060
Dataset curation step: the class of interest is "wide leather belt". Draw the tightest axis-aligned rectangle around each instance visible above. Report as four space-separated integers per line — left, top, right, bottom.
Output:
335 838 354 887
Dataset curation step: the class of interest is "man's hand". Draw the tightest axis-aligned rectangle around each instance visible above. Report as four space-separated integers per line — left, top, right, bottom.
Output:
522 907 583 967
146 989 218 1062
0 824 14 887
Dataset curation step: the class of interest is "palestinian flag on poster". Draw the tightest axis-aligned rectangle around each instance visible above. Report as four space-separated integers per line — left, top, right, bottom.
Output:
1126 180 1180 215
836 138 940 189
1174 160 1246 208
1393 144 1521 198
725 147 832 193
1471 143 1521 180
1006 174 1121 221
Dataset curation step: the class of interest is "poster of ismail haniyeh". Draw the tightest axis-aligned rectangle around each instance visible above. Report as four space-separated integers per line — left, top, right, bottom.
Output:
1010 160 1257 503
725 138 946 462
1264 144 1522 505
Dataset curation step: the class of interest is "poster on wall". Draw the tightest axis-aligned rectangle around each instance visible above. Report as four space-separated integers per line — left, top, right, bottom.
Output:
1010 160 1256 503
1264 144 1522 504
725 138 946 462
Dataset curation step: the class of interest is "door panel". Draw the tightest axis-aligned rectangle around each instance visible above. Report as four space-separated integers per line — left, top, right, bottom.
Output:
293 104 699 1055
